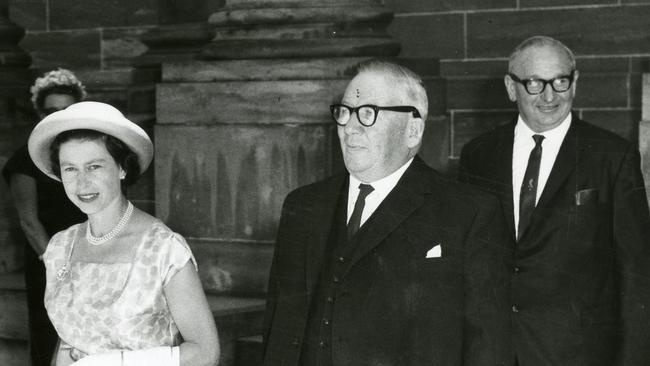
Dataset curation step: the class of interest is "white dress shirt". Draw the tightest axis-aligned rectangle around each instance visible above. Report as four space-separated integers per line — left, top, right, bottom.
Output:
347 158 414 227
512 114 571 237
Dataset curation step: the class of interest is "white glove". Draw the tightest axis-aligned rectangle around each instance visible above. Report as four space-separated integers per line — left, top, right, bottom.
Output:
70 347 180 366
69 352 120 366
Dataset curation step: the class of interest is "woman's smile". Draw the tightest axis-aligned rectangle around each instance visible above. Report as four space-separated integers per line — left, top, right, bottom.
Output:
77 193 99 203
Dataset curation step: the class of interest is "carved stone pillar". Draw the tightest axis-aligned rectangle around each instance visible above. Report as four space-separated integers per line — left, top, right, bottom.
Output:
639 74 650 205
0 0 31 128
0 0 31 275
0 0 30 69
136 22 213 68
154 2 445 364
202 0 399 59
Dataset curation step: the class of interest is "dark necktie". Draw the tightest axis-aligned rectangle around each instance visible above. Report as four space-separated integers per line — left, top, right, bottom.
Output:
347 183 374 241
518 134 544 240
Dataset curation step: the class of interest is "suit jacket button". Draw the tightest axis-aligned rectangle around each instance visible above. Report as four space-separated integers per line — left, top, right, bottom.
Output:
290 338 300 347
512 304 521 313
513 266 520 274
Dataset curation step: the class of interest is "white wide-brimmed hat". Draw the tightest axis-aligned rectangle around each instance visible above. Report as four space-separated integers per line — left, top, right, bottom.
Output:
28 101 153 181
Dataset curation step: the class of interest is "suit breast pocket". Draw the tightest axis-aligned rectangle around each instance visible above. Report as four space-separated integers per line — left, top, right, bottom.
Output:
575 188 599 206
570 199 609 216
567 196 611 240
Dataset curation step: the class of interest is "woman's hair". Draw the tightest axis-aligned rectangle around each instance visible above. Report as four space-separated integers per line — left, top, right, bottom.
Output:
49 129 141 186
30 68 87 115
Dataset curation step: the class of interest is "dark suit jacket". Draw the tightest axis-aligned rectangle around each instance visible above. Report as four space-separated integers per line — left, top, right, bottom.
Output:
263 156 511 366
459 116 650 366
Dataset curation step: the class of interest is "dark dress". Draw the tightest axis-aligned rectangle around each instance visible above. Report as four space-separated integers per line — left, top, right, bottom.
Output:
2 144 85 366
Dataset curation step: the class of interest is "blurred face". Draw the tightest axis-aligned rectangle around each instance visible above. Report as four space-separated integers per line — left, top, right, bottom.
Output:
41 93 76 118
505 44 578 132
337 71 423 182
58 138 125 216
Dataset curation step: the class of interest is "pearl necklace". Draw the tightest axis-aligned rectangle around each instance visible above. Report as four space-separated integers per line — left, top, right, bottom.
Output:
85 201 134 246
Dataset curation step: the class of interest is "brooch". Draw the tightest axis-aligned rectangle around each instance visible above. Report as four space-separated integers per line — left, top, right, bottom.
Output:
57 264 69 281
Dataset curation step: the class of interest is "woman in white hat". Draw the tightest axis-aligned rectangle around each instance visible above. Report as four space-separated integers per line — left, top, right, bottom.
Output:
28 101 219 366
2 68 87 366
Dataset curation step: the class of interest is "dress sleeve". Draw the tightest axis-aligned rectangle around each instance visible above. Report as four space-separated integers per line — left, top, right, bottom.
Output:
160 232 198 287
42 229 70 265
2 145 40 184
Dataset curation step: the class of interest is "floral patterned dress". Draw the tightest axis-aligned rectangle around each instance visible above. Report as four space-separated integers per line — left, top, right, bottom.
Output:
43 220 196 358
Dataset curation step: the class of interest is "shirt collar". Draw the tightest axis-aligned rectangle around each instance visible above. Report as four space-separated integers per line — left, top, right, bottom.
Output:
349 157 414 194
515 113 572 142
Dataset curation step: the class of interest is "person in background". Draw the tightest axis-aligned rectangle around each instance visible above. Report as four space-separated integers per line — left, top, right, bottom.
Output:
263 60 510 366
1 68 86 366
459 35 650 365
27 101 219 366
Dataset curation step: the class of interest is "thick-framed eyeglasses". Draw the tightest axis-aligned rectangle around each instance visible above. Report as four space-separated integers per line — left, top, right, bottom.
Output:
330 104 421 127
508 71 575 95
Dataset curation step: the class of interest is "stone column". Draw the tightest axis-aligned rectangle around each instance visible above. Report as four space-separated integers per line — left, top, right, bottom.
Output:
0 0 31 275
0 4 31 363
0 0 31 130
154 1 445 364
639 74 650 205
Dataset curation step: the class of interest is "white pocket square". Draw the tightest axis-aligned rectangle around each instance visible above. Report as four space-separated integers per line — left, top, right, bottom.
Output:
426 244 442 258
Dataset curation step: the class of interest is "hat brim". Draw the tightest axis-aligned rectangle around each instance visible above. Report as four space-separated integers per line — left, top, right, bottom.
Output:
28 102 153 181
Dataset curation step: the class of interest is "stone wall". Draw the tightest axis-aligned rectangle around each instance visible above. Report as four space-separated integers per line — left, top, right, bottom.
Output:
387 1 650 164
10 1 156 68
7 0 165 215
10 1 649 170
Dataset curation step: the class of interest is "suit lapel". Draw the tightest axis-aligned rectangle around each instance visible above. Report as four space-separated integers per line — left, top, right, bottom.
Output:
304 175 348 292
519 116 586 240
342 157 433 278
534 117 584 211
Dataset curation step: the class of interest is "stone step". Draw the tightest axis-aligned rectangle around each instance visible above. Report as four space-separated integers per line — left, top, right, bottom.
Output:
235 335 263 366
0 272 28 366
0 271 265 366
0 272 28 341
0 338 28 366
207 296 266 366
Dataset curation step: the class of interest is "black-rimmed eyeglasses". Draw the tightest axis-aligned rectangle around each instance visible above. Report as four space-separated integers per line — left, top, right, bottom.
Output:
508 71 575 95
330 104 421 127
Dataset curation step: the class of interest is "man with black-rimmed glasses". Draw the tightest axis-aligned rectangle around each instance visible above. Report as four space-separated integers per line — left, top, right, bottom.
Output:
459 36 650 366
262 60 511 366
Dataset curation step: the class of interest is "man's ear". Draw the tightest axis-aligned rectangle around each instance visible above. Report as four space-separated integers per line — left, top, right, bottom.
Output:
570 69 579 98
406 117 425 149
504 74 517 102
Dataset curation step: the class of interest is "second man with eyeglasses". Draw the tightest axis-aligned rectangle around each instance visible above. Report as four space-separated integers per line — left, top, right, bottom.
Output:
262 60 511 366
460 36 650 365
